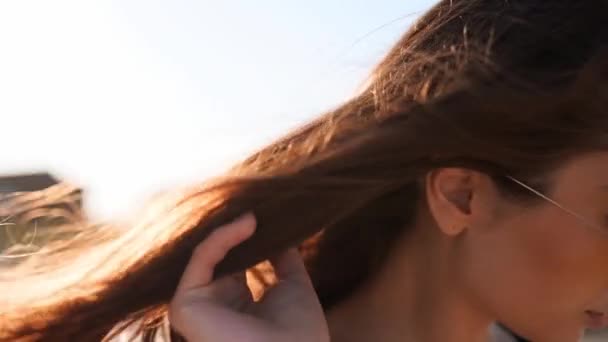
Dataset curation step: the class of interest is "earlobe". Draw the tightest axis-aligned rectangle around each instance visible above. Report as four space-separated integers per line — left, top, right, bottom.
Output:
445 224 467 236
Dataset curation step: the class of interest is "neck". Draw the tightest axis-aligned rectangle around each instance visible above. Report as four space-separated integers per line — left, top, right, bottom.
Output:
326 220 495 342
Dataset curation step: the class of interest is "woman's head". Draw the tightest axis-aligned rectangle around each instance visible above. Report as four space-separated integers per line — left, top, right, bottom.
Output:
2 1 608 341
417 153 608 341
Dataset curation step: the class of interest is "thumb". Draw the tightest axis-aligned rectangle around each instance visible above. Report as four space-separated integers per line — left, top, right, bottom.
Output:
260 248 326 329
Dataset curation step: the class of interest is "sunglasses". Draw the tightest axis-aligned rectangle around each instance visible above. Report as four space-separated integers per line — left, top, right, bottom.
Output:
505 175 605 235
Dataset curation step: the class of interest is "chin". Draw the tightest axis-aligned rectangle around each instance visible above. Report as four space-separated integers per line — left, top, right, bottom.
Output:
517 327 585 342
500 320 586 342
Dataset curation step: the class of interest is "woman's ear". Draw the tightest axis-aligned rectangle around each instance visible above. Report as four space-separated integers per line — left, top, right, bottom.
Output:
425 168 483 236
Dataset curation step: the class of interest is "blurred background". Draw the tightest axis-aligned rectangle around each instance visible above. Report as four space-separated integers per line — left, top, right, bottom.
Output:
0 1 606 340
0 0 430 220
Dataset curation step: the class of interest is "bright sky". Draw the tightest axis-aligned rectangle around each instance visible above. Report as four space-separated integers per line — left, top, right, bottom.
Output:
0 0 434 219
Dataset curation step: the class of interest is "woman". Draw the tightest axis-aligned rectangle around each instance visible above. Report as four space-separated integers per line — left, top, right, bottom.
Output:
3 0 608 341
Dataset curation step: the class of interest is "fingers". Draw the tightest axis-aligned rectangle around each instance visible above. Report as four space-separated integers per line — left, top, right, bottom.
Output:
271 248 314 289
169 213 329 342
169 212 257 339
176 212 256 292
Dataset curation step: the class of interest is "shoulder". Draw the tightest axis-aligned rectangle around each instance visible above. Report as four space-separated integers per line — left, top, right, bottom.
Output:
489 324 521 342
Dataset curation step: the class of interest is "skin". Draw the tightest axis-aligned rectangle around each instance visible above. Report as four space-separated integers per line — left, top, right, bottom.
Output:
169 152 608 342
168 213 329 342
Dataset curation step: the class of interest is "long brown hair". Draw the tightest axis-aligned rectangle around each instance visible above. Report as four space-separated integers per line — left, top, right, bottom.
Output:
3 1 608 341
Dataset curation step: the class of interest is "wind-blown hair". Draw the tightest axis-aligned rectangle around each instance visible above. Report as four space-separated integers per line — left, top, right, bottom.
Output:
3 1 608 341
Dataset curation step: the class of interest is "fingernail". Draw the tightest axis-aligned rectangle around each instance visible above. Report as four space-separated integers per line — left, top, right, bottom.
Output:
233 211 256 225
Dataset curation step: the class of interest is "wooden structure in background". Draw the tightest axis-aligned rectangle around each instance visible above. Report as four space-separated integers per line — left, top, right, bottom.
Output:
0 173 62 193
0 172 84 254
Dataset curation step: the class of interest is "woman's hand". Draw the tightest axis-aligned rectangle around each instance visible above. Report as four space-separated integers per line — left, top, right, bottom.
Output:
168 212 330 342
